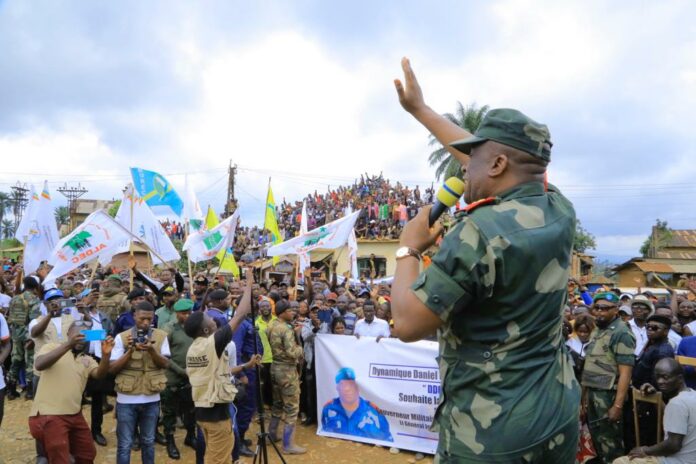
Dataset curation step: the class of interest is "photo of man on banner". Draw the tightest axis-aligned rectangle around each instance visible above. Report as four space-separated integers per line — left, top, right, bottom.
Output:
321 367 393 442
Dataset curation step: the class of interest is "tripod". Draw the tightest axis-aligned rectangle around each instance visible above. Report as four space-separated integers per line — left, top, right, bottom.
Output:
250 302 287 464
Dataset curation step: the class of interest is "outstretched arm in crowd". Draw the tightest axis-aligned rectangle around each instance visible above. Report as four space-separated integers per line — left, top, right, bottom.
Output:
304 268 314 304
394 57 472 168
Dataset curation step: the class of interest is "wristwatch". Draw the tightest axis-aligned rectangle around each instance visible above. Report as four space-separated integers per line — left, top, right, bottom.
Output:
396 246 422 261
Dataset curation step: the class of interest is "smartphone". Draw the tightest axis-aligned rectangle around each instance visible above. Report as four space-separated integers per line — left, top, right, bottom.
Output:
80 329 107 342
58 298 77 309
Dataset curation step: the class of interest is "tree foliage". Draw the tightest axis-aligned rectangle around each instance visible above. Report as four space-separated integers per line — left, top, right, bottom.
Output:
108 200 121 218
54 206 70 227
573 219 596 253
428 102 489 180
640 219 672 257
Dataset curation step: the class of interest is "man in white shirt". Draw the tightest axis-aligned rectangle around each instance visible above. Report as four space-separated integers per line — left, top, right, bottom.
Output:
354 300 390 341
629 295 654 356
0 312 11 428
615 358 696 463
109 302 170 464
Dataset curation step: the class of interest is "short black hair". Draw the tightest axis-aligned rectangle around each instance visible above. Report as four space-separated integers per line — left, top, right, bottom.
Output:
184 311 206 338
23 276 40 291
134 301 155 312
363 299 376 309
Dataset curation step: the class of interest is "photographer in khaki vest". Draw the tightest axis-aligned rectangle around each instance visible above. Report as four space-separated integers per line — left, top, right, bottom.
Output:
185 273 253 464
109 301 170 464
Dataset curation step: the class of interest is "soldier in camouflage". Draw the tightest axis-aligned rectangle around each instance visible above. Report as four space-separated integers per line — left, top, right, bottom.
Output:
97 275 129 323
391 58 580 463
582 292 635 463
267 299 306 454
6 276 42 400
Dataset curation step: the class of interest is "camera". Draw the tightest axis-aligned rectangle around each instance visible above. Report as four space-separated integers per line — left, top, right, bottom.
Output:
135 328 148 345
57 298 77 309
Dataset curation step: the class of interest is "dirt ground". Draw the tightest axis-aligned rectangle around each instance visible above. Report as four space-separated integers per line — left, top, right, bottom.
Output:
0 396 434 464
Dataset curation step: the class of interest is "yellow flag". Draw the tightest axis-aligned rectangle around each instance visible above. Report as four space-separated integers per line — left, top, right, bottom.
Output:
265 183 282 265
205 206 240 278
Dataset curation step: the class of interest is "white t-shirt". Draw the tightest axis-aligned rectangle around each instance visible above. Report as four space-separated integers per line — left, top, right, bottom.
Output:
110 332 171 404
28 316 66 342
629 319 648 356
353 318 391 338
662 389 696 464
0 313 10 389
0 293 11 310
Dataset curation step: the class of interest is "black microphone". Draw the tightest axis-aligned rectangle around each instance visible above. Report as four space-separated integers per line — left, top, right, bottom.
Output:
429 177 466 227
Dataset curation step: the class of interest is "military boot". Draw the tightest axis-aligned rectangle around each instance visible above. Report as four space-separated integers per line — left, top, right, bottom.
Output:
183 427 197 449
282 424 306 454
6 381 20 400
268 417 282 443
24 381 34 400
166 435 180 460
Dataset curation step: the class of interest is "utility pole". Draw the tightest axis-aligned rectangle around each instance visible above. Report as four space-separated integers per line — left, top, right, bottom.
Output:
10 182 29 231
57 183 88 230
224 160 238 218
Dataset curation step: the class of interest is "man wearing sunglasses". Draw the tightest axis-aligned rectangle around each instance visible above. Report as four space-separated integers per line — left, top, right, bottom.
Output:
582 291 636 463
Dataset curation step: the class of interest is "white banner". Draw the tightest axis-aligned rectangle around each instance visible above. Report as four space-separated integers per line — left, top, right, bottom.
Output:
14 184 38 242
315 334 439 454
26 182 60 273
44 210 134 284
100 185 180 265
267 210 360 257
183 210 239 263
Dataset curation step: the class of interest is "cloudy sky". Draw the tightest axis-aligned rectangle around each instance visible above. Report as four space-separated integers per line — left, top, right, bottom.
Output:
1 0 695 262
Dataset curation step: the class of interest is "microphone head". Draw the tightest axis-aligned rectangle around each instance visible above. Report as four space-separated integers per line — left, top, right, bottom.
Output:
436 177 466 207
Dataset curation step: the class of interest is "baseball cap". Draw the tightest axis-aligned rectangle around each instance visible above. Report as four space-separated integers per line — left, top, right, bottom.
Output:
161 286 176 295
173 299 194 312
44 288 64 301
618 305 633 316
450 108 552 161
327 292 338 302
335 367 356 384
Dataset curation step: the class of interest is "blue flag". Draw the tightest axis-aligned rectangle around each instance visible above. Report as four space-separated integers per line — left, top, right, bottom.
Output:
130 167 184 217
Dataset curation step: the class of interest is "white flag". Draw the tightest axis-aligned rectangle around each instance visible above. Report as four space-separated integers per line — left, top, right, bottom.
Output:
347 229 359 280
14 185 38 241
25 182 60 274
99 185 180 266
268 210 360 257
44 210 133 284
183 210 240 263
297 200 310 276
183 175 205 233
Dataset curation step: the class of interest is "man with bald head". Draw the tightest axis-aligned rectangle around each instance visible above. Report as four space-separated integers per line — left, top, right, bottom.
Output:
391 57 579 463
613 358 696 463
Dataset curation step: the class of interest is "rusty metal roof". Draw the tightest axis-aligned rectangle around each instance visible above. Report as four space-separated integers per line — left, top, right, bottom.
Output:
634 261 676 273
668 229 696 248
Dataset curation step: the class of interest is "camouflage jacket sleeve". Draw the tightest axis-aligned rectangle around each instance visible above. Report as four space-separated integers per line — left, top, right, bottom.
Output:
28 295 42 321
411 218 494 323
611 330 636 366
281 324 304 361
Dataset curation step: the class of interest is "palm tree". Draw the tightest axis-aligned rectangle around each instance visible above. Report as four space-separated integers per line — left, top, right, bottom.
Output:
1 219 15 239
428 102 489 180
55 206 70 228
0 192 10 225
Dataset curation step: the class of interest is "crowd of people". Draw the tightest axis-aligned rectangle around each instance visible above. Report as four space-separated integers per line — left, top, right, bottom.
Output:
565 279 696 463
0 257 396 464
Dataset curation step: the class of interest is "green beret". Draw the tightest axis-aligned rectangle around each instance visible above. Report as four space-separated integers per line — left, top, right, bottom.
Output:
450 108 552 162
593 292 619 305
173 298 194 312
107 274 123 283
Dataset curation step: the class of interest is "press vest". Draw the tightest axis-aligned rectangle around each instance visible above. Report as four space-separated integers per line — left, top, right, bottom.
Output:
186 335 237 408
114 328 168 395
32 314 74 377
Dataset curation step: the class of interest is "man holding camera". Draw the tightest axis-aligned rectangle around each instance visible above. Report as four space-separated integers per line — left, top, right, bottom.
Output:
110 301 170 464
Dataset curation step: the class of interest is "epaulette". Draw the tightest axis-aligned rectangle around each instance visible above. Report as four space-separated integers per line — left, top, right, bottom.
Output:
463 196 498 214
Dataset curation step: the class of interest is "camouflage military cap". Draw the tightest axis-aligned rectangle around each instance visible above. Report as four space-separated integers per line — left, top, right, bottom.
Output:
107 274 123 283
450 108 552 161
173 298 194 312
593 291 619 305
335 367 356 383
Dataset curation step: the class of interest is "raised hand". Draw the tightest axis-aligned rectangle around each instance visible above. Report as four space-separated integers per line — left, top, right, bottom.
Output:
394 57 427 115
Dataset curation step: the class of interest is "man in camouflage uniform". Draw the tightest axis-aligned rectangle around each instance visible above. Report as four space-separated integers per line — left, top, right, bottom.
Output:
391 58 580 463
97 274 129 323
6 276 41 399
267 300 306 454
582 292 635 462
161 298 196 460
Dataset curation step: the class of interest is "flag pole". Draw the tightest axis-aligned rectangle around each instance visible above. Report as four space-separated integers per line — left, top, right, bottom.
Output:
128 188 135 291
185 221 194 291
105 209 170 266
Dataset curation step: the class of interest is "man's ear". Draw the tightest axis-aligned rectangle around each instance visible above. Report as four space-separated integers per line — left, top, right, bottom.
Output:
488 153 509 178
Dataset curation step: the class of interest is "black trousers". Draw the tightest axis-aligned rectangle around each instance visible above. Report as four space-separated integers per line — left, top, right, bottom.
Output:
260 363 273 406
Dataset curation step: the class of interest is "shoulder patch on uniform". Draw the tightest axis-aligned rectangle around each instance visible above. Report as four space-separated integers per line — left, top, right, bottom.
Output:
463 197 498 213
